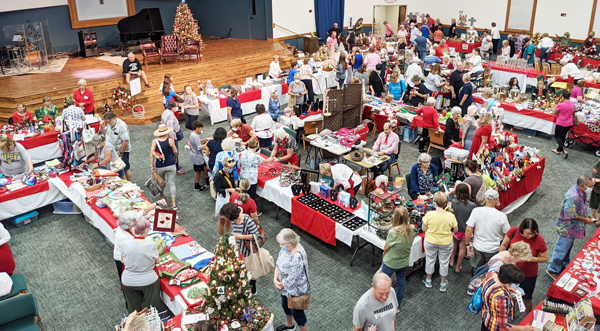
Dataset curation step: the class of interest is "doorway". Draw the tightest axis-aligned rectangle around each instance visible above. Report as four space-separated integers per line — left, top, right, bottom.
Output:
249 0 267 40
372 5 402 36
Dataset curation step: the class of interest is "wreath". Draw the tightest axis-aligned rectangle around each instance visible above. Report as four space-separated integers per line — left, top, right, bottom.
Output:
102 99 113 114
112 86 131 108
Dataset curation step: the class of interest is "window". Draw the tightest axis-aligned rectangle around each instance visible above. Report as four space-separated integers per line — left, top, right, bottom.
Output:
252 0 257 16
504 0 538 33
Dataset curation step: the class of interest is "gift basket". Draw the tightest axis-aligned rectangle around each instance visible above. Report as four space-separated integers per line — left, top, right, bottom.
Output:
132 104 145 118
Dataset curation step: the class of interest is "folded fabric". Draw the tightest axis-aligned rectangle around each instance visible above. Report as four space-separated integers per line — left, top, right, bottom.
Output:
184 251 215 270
170 244 206 260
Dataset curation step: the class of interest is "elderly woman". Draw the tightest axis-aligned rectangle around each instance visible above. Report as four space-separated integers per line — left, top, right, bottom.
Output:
73 78 95 115
449 184 476 274
468 48 484 76
443 107 461 148
267 91 284 121
441 55 454 70
181 84 200 130
121 218 168 313
424 63 445 95
0 137 33 176
319 163 362 197
151 124 178 209
288 74 307 106
499 219 547 313
272 128 299 166
553 89 574 158
251 104 276 148
215 158 239 235
501 40 511 57
327 31 338 49
114 200 166 282
36 96 58 119
570 79 586 105
274 228 309 331
240 138 272 200
269 55 283 79
458 73 474 116
409 153 439 200
462 105 479 152
409 75 428 107
397 25 407 41
85 134 125 178
381 207 414 309
227 85 244 123
436 40 451 59
206 127 226 171
422 192 458 291
469 113 494 158
354 64 369 88
227 118 256 144
212 137 240 180
62 98 86 130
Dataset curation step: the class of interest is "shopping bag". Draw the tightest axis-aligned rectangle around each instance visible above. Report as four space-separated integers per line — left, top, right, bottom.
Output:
467 286 483 315
110 157 126 173
145 171 166 196
214 191 230 217
209 180 217 199
244 223 268 251
244 237 275 280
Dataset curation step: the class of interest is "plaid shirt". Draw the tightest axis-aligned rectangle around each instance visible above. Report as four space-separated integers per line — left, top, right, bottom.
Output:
556 185 589 239
481 271 514 331
161 109 179 138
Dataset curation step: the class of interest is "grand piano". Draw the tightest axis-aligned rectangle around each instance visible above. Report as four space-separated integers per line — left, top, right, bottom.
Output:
117 8 164 50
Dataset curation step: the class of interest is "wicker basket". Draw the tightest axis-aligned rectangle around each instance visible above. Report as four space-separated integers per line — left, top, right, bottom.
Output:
132 104 145 118
80 177 102 192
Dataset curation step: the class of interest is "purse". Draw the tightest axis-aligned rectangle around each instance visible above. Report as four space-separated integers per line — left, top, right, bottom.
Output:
175 129 184 141
245 223 268 251
110 157 126 172
288 254 310 310
243 221 275 280
145 171 165 196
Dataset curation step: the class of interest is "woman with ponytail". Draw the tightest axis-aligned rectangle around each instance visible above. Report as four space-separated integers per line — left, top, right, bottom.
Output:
229 178 260 224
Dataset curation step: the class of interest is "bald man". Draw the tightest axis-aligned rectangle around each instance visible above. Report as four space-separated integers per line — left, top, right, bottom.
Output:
353 273 397 331
372 122 400 177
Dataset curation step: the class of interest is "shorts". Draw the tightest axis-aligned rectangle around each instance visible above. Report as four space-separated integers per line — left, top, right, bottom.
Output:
520 276 537 300
590 190 600 210
122 72 140 77
121 152 130 171
470 248 498 270
193 163 206 173
258 137 273 149
453 232 465 240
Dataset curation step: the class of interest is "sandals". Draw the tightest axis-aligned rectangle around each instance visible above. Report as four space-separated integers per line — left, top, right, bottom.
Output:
564 151 569 159
455 265 463 274
551 149 562 155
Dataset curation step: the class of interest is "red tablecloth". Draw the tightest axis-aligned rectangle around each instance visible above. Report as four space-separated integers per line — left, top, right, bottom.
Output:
535 50 600 68
0 171 74 204
500 102 558 122
446 41 482 53
546 226 600 315
484 63 539 78
473 97 485 105
169 314 183 329
518 302 567 327
218 89 263 109
498 157 545 210
290 193 360 246
159 235 199 301
8 131 60 150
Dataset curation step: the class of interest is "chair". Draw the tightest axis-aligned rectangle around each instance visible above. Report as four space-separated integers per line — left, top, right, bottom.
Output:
0 293 41 330
551 64 562 76
219 84 232 91
388 140 402 176
405 173 411 195
0 274 27 302
160 34 179 64
255 73 266 81
183 39 202 64
542 62 551 75
301 120 321 150
534 60 541 73
372 113 388 142
426 128 445 154
260 148 272 157
140 42 161 68
283 126 297 139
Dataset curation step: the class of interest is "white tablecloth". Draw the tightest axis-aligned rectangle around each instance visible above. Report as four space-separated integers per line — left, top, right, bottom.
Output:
311 71 338 95
278 114 324 130
358 226 425 266
28 142 62 164
489 69 537 94
0 183 66 220
501 108 556 135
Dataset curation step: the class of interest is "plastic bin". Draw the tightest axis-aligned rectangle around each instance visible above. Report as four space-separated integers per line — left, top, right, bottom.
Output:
52 199 82 215
8 211 39 228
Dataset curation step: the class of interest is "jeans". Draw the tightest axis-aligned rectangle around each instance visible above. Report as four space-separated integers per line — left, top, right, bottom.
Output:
554 124 572 153
249 183 258 201
548 235 575 273
185 114 198 130
381 263 408 309
301 79 314 103
464 139 473 152
174 135 181 170
374 154 397 176
540 47 550 63
419 50 427 60
281 295 307 327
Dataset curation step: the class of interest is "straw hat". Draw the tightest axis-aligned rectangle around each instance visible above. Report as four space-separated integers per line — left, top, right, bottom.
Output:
154 124 173 136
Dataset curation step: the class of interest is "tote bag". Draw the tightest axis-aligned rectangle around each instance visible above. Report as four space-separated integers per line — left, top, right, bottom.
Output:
244 236 275 280
215 191 231 218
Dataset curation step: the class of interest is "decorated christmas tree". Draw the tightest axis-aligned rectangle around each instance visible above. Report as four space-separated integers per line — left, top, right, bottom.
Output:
173 1 204 55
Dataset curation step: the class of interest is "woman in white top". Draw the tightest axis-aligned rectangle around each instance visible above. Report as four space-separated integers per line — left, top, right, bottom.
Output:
405 58 424 87
181 84 199 130
424 63 445 94
469 48 484 75
559 58 583 81
501 40 511 57
251 104 276 149
537 33 555 63
319 163 362 197
269 55 283 78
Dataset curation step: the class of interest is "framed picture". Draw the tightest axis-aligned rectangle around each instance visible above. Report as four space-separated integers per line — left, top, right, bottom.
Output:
67 0 135 29
153 209 177 232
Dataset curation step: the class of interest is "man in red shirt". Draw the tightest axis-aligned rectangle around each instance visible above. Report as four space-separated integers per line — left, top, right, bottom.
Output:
414 97 441 152
73 79 95 114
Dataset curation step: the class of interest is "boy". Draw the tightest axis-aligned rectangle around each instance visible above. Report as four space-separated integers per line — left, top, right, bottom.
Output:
189 120 209 191
36 96 58 119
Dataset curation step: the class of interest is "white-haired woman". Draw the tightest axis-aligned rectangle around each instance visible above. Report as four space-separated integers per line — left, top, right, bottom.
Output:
181 84 199 130
441 54 454 70
240 138 272 201
409 153 439 200
121 218 168 314
272 128 299 166
73 78 95 115
274 228 309 331
114 199 166 283
319 163 362 197
501 40 511 57
462 105 479 152
559 58 584 82
227 85 244 123
211 137 240 181
85 134 125 178
288 74 307 106
269 55 283 79
267 90 284 121
443 107 462 148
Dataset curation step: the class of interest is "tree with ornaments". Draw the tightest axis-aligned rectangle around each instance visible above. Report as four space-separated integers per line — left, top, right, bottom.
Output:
173 1 204 55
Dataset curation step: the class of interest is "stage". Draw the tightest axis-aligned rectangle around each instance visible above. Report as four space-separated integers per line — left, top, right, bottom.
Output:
0 39 292 125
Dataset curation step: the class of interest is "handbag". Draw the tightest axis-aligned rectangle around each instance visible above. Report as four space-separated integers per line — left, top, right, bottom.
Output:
467 286 484 315
245 223 268 251
110 157 126 172
145 171 165 196
243 222 275 280
175 129 184 141
209 180 217 199
289 94 297 106
573 111 581 126
288 254 310 310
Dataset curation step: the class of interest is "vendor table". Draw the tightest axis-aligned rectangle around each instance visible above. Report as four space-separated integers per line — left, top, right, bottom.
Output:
446 41 482 54
353 225 425 267
498 157 545 213
343 148 390 183
518 302 567 327
169 312 274 331
534 50 600 68
198 84 289 125
500 102 557 135
546 226 600 315
483 63 538 93
278 113 323 130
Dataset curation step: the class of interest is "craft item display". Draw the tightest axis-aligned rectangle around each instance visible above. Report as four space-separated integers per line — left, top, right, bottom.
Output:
157 252 191 278
279 164 301 187
296 193 320 205
368 190 404 239
319 204 343 217
566 298 596 330
153 208 177 232
116 306 163 331
307 199 330 211
343 217 367 231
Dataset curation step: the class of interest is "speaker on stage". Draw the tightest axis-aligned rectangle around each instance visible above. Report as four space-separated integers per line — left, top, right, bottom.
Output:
78 30 99 58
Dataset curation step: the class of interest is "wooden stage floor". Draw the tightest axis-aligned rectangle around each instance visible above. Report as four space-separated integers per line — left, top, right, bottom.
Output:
0 38 292 125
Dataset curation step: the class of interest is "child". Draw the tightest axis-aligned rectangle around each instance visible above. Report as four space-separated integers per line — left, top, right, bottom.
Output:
189 120 209 191
482 88 496 114
12 102 32 124
381 94 398 127
36 96 58 119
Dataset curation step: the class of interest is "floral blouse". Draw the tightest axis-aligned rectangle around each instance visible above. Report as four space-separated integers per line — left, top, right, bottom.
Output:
557 185 589 239
240 150 263 185
417 165 435 195
276 243 309 297
380 104 399 127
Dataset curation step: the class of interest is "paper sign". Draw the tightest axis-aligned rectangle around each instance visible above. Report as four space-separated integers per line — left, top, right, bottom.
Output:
551 82 568 89
246 77 253 85
297 59 304 67
129 77 141 97
45 159 61 167
13 134 25 141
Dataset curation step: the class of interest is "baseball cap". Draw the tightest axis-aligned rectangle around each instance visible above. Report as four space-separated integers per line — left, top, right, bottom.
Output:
484 189 499 200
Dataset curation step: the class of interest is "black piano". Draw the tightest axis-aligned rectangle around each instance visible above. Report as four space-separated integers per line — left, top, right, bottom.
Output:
118 8 164 50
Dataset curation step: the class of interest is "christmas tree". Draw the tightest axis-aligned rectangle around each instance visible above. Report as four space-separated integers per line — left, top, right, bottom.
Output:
173 1 204 55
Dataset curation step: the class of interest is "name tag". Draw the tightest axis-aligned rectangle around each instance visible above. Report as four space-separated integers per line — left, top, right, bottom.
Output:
84 96 88 100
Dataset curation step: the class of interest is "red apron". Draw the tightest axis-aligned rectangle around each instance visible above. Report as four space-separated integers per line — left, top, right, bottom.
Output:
347 172 360 197
277 137 299 167
0 243 15 275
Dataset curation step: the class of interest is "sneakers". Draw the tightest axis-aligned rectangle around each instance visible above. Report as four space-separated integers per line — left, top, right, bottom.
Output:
275 325 295 331
440 281 448 292
199 185 208 191
256 211 263 216
546 269 559 280
176 170 185 175
194 183 200 191
422 275 432 288
145 84 151 89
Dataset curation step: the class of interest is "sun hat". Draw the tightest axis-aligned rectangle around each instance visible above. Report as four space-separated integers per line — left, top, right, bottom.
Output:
154 124 173 137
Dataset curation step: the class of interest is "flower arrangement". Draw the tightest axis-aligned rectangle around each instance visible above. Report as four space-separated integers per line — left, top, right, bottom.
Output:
111 86 131 109
132 104 145 118
531 33 542 46
322 59 337 71
583 45 597 56
312 45 330 62
14 116 31 132
102 99 113 114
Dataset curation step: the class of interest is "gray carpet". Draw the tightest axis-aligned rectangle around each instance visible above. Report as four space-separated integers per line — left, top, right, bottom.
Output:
4 110 600 331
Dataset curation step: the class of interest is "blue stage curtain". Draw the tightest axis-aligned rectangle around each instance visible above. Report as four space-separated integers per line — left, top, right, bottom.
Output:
314 0 344 40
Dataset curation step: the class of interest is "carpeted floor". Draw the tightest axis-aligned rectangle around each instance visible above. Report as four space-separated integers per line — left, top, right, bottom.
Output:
5 109 600 330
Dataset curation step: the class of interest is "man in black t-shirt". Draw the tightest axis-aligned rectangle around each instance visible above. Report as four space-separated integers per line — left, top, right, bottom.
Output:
327 23 342 38
122 53 151 88
449 62 466 107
